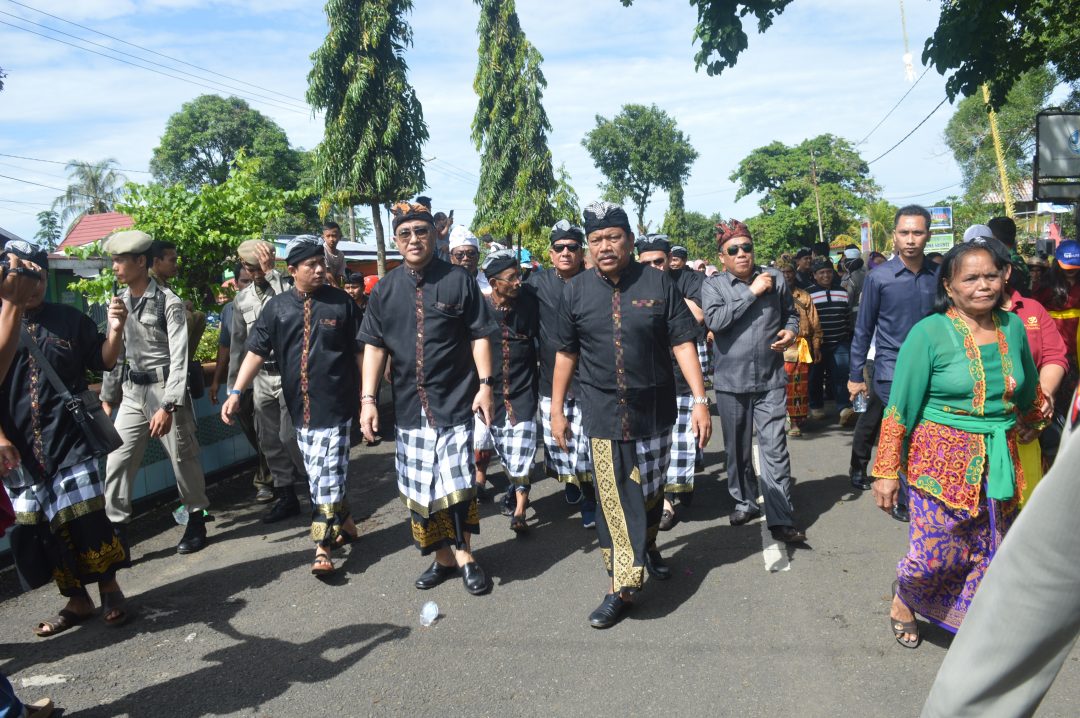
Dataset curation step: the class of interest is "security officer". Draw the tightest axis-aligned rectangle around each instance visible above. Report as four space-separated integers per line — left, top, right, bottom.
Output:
229 239 307 523
100 230 210 554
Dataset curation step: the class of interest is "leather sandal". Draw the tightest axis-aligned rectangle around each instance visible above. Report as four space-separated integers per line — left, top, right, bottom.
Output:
33 609 91 638
890 581 921 648
100 590 129 627
311 553 336 577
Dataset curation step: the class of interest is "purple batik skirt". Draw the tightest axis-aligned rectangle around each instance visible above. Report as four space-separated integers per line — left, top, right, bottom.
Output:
895 482 1017 632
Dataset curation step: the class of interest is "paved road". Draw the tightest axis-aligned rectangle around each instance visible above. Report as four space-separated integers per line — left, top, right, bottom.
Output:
3 417 1079 717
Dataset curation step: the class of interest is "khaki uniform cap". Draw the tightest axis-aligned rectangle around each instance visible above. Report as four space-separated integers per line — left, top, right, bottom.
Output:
237 239 275 265
103 230 154 255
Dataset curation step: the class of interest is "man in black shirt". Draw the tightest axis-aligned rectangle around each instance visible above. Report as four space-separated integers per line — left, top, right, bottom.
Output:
480 249 540 532
222 235 363 577
669 245 689 271
552 201 712 629
359 201 497 596
636 235 709 531
523 220 596 529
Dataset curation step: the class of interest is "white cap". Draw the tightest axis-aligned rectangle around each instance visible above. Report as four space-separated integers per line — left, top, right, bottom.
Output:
448 225 479 251
963 224 993 243
843 247 861 260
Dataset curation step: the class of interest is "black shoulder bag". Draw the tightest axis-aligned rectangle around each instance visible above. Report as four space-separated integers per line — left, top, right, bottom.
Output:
19 325 124 457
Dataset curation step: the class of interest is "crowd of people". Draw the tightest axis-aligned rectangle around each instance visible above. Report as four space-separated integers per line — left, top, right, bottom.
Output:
2 196 1080 714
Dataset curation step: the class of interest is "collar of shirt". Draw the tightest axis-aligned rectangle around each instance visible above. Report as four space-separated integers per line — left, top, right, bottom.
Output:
887 256 934 277
726 267 760 285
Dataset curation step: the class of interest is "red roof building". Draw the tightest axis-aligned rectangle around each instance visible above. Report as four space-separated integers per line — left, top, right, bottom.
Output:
54 211 133 254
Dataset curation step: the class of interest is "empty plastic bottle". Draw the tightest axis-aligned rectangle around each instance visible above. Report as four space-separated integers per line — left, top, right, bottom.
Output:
420 601 439 627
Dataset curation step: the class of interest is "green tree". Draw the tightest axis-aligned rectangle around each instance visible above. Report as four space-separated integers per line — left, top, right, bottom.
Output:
863 198 898 253
924 0 1080 107
150 94 303 190
66 154 304 311
472 0 558 250
34 210 61 250
619 0 793 77
944 66 1068 205
550 164 581 226
730 134 879 257
52 159 127 229
583 103 698 234
307 0 428 276
662 183 687 238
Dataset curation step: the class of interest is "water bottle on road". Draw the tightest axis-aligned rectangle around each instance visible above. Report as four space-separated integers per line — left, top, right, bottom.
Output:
420 601 439 627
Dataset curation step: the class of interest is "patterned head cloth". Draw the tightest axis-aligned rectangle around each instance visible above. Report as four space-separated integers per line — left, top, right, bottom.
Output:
670 245 689 259
390 201 435 232
448 225 479 251
582 201 632 236
635 234 671 256
3 239 48 271
482 249 519 279
550 219 585 245
715 219 752 248
285 235 324 267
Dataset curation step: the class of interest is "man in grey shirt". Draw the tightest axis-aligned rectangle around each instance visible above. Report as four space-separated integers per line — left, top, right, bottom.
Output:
703 220 805 543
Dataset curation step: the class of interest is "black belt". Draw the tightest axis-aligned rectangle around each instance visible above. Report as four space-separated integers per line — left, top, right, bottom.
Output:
263 361 280 375
128 367 169 385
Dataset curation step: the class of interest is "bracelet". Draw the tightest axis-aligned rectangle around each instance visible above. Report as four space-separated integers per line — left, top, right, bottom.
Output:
361 396 377 405
692 396 710 406
361 393 376 400
229 389 241 396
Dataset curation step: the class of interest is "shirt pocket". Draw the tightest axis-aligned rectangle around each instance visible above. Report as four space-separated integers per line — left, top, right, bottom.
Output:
432 301 463 318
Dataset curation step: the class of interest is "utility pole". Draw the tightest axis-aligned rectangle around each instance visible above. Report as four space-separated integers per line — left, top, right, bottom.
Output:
809 150 825 246
982 84 1015 219
347 205 356 242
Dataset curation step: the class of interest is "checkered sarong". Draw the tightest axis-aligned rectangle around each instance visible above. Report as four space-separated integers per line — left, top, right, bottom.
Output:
295 423 350 507
473 414 494 451
634 431 672 503
665 394 696 491
395 421 475 518
540 394 593 484
7 460 102 524
698 336 714 390
489 419 538 487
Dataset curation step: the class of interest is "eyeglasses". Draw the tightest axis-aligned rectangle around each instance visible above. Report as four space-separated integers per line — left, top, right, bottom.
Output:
451 249 478 260
644 257 667 267
396 226 431 241
551 243 581 254
724 242 754 256
492 274 522 284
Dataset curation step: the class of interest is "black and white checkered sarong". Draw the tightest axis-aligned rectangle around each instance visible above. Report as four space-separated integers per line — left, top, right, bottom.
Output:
489 418 538 486
7 459 101 522
295 423 350 507
395 421 474 518
540 395 593 484
697 336 713 390
634 431 672 502
665 394 696 491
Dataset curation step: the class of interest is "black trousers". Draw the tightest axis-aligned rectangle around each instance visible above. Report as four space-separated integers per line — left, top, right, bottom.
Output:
849 364 907 508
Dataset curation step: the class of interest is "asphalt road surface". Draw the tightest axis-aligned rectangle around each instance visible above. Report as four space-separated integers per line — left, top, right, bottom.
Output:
3 416 1079 717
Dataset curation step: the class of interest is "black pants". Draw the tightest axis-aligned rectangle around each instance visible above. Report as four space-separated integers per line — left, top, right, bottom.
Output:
849 366 907 508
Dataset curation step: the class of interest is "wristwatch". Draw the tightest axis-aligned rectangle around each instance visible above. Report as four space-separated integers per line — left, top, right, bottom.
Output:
478 377 495 386
692 396 711 407
161 401 177 414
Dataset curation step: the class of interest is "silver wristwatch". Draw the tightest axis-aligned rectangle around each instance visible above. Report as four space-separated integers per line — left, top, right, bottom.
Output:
692 396 710 407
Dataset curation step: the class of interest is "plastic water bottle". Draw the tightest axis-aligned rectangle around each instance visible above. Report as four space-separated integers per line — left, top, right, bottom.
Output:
853 392 869 413
420 601 439 627
172 504 188 525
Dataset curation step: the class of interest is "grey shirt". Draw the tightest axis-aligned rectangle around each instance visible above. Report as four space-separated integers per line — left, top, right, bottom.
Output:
100 278 190 406
702 266 799 394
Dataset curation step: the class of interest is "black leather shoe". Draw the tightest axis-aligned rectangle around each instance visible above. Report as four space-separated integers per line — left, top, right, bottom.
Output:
262 488 301 524
891 504 910 523
588 593 631 629
415 561 457 590
769 525 807 544
850 469 873 491
461 562 489 595
177 513 207 554
644 549 671 580
729 508 761 526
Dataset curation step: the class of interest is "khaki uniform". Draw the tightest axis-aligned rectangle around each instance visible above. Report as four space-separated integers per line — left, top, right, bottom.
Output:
102 279 208 523
229 270 306 488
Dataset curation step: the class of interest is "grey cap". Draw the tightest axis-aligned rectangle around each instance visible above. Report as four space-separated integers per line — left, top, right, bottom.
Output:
103 230 154 255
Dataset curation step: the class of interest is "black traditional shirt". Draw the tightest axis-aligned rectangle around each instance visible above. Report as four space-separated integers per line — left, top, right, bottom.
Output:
484 292 540 426
558 261 698 441
359 258 496 430
667 267 707 396
523 266 584 396
0 303 109 482
247 285 362 429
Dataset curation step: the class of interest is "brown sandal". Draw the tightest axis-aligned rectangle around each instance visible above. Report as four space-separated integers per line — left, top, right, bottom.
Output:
100 590 129 627
890 581 921 649
33 609 91 638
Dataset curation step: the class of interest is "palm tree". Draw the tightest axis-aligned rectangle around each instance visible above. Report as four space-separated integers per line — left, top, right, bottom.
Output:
52 158 128 229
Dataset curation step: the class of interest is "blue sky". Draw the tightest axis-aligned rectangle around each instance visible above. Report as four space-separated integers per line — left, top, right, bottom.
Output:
0 0 960 244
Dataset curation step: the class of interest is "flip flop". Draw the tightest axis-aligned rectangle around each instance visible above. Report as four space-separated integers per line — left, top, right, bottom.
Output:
311 553 336 576
890 581 921 649
100 590 129 627
33 609 91 638
510 513 528 533
25 698 54 717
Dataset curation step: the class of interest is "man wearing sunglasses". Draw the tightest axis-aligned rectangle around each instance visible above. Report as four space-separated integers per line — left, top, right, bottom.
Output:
703 220 806 545
552 201 711 629
359 201 497 596
227 239 308 524
635 235 709 532
523 220 597 529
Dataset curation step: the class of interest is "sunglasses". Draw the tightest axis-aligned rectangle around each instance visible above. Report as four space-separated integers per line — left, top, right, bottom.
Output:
551 243 581 254
451 249 478 260
396 226 431 241
724 242 754 256
643 257 666 267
